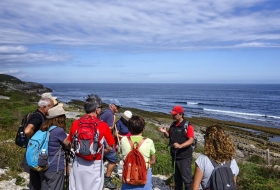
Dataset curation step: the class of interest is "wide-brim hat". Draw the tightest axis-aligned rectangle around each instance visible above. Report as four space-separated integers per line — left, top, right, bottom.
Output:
41 92 58 105
121 110 132 121
47 106 66 119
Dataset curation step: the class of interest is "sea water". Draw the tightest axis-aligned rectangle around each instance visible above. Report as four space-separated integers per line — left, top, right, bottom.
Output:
43 83 280 130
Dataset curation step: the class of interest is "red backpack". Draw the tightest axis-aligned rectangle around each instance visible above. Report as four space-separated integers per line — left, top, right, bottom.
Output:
73 116 101 161
122 137 148 185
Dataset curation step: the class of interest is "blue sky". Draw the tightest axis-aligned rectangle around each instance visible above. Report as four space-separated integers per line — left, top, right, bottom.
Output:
0 0 280 83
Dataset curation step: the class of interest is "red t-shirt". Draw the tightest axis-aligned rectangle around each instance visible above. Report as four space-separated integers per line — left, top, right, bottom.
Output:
168 122 194 138
68 115 115 160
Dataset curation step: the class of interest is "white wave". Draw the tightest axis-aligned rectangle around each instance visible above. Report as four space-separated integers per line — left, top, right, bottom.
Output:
133 100 152 106
203 108 265 118
187 102 198 105
266 115 280 119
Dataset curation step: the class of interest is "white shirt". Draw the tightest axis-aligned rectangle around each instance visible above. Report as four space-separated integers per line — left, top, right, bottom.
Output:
195 154 239 189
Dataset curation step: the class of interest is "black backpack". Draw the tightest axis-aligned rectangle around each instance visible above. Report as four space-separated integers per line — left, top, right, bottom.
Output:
183 121 197 149
15 112 43 148
205 160 236 190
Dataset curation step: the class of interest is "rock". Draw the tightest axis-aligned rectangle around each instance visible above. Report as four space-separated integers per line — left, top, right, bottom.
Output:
0 95 10 100
235 149 245 158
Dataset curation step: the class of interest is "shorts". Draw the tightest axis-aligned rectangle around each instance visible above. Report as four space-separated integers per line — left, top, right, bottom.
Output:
103 148 118 163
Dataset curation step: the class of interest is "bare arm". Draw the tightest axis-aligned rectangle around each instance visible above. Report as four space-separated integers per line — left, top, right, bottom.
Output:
63 138 71 150
149 154 156 165
104 146 112 154
234 176 237 187
192 163 204 190
109 115 117 131
24 124 35 139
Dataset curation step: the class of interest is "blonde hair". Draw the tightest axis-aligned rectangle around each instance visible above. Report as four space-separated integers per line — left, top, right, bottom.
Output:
204 125 236 164
41 115 66 131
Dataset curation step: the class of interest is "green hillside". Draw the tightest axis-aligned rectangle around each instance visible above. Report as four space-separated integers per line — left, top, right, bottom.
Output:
0 74 24 84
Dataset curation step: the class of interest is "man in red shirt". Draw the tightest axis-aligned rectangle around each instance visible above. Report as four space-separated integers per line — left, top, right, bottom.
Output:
159 105 194 190
68 94 114 190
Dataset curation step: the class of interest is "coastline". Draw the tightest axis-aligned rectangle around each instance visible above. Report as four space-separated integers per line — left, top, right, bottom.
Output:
1 75 280 189
65 99 280 159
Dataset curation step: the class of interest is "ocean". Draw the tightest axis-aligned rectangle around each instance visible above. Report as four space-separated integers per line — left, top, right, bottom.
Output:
43 83 280 131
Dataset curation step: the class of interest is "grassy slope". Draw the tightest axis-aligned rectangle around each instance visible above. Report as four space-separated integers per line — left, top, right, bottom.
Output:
1 80 280 189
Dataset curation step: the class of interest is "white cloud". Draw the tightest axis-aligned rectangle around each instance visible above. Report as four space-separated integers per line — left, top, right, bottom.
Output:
0 0 279 49
0 69 20 74
0 45 27 53
0 52 71 66
234 42 280 47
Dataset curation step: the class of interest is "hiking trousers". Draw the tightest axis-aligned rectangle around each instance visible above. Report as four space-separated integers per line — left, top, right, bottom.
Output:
70 157 104 190
121 168 152 190
173 157 192 190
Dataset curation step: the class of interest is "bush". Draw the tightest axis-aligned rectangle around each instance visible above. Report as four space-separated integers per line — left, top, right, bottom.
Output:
247 155 266 165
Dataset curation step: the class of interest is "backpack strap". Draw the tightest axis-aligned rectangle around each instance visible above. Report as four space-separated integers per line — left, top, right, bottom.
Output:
28 111 45 132
127 136 147 149
127 136 149 168
48 125 61 173
137 137 147 149
49 125 57 131
183 120 189 133
210 160 231 168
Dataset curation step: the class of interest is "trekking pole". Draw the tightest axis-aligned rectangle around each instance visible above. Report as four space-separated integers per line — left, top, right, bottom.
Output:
64 150 74 190
64 150 69 190
114 124 121 152
173 148 178 189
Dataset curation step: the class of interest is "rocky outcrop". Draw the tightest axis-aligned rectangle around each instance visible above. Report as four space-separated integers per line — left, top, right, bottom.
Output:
0 74 52 94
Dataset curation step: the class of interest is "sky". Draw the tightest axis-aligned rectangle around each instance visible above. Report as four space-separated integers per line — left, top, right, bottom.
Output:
0 0 280 84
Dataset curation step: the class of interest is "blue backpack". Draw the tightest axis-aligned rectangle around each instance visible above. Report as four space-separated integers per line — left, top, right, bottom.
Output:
26 125 58 171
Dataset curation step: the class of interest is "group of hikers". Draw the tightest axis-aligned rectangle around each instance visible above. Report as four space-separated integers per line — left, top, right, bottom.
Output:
18 92 239 190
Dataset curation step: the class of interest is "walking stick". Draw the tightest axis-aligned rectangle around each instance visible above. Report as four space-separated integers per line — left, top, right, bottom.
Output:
114 124 123 159
173 148 178 189
64 150 74 190
114 124 121 149
64 150 69 190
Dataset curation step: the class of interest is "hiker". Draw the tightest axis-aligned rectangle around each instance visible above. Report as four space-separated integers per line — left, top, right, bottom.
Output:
99 99 121 189
192 125 239 190
40 106 71 190
41 92 63 107
115 110 132 150
120 115 156 190
158 105 194 190
22 97 54 190
68 94 115 190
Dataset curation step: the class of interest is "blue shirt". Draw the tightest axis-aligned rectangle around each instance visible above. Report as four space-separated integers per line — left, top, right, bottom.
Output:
47 127 67 173
99 108 114 127
116 119 130 135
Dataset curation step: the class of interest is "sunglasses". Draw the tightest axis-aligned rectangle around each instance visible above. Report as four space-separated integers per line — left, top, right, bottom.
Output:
98 106 103 109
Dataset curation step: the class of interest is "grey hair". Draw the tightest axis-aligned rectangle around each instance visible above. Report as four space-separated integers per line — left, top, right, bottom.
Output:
84 94 102 114
38 98 52 108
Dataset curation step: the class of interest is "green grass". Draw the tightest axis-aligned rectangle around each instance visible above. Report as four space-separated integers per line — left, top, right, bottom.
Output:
1 85 280 189
237 163 280 190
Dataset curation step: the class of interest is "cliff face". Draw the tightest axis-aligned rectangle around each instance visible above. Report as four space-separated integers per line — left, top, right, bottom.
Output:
0 74 52 93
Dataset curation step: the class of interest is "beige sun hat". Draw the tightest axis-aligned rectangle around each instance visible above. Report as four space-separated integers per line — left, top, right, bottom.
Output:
41 92 58 105
121 110 132 121
47 106 66 119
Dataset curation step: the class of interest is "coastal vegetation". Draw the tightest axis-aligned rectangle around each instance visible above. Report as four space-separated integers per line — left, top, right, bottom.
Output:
1 74 280 189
